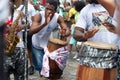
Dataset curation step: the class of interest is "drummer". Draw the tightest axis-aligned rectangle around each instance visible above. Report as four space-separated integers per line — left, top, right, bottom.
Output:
73 0 120 80
98 0 120 35
97 0 120 79
29 0 70 76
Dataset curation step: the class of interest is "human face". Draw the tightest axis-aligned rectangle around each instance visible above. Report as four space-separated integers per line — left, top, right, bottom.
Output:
45 3 56 19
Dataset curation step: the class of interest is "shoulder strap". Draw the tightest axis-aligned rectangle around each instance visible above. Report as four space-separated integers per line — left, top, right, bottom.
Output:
20 5 24 11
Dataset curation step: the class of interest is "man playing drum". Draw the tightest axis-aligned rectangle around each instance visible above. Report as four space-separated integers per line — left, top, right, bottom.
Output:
74 0 120 80
97 0 120 79
29 0 70 79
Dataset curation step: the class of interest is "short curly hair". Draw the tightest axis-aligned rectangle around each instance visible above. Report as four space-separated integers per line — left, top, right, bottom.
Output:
74 1 85 12
47 0 58 10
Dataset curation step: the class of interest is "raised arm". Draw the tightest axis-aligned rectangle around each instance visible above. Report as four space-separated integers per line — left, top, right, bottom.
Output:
98 0 115 16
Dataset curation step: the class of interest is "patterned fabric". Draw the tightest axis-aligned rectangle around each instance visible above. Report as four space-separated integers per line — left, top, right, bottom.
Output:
76 44 118 69
4 47 28 80
41 46 69 77
117 51 120 80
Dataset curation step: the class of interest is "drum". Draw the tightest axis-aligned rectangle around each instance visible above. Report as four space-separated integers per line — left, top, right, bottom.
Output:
47 38 68 79
76 41 118 80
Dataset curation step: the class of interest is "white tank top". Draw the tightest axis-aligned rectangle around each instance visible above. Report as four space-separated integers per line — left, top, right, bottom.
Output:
32 11 59 49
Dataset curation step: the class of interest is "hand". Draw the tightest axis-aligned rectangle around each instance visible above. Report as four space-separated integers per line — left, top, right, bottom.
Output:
15 24 24 33
60 28 70 37
45 13 52 25
59 28 70 41
84 28 99 39
102 22 116 33
59 29 66 41
60 29 65 37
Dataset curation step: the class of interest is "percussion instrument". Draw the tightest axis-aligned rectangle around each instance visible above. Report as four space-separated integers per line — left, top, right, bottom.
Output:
76 65 117 80
76 41 118 80
47 38 68 79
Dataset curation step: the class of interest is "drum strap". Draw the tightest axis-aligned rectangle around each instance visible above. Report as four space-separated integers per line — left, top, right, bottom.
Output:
20 5 24 11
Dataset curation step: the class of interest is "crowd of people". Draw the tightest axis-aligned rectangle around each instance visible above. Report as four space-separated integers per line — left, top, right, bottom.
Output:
0 0 120 80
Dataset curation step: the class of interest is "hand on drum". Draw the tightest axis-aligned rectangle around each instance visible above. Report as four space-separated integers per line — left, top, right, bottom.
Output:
60 28 70 36
84 28 99 39
59 28 70 41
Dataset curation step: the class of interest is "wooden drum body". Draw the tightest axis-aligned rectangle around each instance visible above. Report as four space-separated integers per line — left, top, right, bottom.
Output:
76 41 118 80
77 65 117 80
47 38 67 79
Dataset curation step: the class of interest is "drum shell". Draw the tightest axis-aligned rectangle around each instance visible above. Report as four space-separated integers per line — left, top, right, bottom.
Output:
47 40 67 53
76 65 117 80
47 38 67 79
76 41 118 80
48 57 63 79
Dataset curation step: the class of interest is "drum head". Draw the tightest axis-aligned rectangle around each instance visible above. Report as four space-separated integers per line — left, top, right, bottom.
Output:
84 41 118 50
48 38 68 46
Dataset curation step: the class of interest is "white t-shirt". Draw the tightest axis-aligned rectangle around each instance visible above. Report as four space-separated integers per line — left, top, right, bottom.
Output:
14 3 36 48
75 4 120 47
32 11 59 49
17 3 36 24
